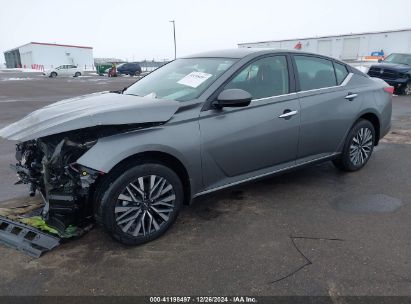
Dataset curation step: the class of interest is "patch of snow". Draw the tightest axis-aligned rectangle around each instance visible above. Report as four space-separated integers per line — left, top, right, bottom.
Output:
2 77 35 81
0 68 43 73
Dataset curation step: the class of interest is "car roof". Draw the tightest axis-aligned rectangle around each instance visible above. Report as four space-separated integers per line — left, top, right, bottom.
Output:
182 48 314 59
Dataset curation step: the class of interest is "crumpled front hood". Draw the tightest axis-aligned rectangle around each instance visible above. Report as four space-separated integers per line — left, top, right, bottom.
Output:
0 92 180 141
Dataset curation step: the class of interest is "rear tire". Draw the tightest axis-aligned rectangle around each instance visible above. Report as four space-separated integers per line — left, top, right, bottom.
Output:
97 163 183 245
74 72 81 77
332 119 375 172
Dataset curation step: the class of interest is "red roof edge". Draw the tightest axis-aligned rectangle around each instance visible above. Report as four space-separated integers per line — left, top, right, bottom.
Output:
30 42 93 49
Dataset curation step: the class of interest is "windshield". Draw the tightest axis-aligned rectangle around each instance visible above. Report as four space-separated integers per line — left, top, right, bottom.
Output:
124 58 236 101
384 53 411 66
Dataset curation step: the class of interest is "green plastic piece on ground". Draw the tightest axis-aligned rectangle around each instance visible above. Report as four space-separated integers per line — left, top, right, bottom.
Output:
19 216 59 235
62 225 78 238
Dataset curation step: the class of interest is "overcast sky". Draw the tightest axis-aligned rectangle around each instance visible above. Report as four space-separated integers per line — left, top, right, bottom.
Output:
1 0 410 61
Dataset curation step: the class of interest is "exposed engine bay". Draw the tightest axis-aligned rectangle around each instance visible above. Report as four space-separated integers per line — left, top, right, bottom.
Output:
11 124 151 236
14 130 100 235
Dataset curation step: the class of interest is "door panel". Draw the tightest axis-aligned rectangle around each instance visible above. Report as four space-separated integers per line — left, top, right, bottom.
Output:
199 55 300 190
296 86 359 162
60 66 69 75
200 95 300 188
292 55 361 162
68 67 76 76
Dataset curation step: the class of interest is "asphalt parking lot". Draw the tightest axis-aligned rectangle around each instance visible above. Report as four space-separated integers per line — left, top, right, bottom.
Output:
0 71 410 296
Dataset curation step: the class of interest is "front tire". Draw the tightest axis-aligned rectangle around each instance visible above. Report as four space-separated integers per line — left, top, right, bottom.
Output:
333 119 375 172
50 72 57 78
74 72 81 77
98 163 183 245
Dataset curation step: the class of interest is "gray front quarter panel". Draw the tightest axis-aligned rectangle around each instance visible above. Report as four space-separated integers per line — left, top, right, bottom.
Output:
76 107 203 194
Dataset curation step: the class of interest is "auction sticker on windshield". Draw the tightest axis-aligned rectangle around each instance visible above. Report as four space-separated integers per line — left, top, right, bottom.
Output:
177 71 213 88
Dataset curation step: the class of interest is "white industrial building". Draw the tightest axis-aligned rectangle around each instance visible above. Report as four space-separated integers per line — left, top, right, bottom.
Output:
238 28 411 61
4 42 94 70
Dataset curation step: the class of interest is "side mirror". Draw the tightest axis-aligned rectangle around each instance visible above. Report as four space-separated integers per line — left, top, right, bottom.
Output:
378 58 383 63
214 89 252 108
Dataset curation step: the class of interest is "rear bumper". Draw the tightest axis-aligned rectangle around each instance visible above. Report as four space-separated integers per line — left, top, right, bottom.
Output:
381 120 391 139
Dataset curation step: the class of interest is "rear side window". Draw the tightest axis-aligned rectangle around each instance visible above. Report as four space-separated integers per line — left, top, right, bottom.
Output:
294 56 337 91
334 62 349 84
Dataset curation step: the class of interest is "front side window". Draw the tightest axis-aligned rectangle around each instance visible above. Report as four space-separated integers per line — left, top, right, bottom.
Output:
224 56 289 99
295 56 337 91
334 62 349 85
124 58 236 102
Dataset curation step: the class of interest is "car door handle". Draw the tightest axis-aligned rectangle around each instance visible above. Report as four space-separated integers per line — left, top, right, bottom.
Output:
278 110 298 119
345 93 358 100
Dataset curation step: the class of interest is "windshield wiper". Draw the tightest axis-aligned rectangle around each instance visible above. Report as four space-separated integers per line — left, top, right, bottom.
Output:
110 87 130 94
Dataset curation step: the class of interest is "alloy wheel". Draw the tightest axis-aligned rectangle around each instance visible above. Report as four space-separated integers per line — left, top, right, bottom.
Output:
349 127 373 166
115 175 176 237
404 83 411 95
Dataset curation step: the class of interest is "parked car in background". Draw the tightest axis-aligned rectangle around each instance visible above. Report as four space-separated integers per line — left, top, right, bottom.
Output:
43 65 83 77
97 63 125 76
117 62 142 76
96 63 116 76
0 49 392 246
367 53 411 95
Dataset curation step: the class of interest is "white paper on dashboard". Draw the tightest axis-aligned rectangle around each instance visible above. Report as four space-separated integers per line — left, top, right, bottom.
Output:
177 72 213 88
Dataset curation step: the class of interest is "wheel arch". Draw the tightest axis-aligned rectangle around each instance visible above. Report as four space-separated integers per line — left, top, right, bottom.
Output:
357 111 381 145
92 150 192 206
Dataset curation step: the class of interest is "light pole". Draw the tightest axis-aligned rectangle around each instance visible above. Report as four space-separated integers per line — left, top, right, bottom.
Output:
169 20 176 59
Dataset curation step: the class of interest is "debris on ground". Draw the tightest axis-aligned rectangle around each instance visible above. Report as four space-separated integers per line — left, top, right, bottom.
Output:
0 196 93 257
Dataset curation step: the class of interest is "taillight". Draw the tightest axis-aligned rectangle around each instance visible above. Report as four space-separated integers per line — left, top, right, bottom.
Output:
383 86 394 94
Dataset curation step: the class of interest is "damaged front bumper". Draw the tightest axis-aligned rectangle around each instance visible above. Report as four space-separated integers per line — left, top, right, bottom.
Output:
0 133 102 256
0 216 60 258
